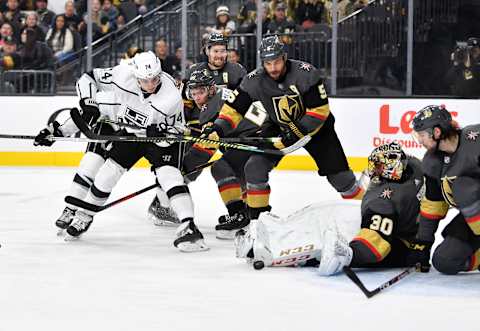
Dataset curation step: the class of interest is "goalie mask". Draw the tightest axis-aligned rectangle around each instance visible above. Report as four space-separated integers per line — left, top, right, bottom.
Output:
367 142 407 181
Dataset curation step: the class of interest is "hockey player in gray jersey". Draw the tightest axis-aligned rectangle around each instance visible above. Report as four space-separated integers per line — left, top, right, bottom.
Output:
67 51 208 252
409 105 480 274
235 142 425 275
204 35 364 223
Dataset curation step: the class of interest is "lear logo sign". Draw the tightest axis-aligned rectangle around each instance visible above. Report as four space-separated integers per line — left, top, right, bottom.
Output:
373 104 458 149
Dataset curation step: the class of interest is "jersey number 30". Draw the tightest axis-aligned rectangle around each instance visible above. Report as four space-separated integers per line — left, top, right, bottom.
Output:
369 215 393 236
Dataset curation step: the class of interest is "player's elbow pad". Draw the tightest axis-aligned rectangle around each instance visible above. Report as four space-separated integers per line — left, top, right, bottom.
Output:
79 98 100 125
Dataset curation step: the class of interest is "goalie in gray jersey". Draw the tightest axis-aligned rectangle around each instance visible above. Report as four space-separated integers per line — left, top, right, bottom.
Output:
65 51 208 252
235 142 425 274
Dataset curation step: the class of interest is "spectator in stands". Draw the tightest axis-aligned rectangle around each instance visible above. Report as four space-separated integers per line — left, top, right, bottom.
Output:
206 6 236 38
0 35 20 70
21 12 46 41
266 2 295 42
296 0 324 30
101 0 119 26
154 38 178 76
237 0 257 28
18 27 54 69
78 0 104 41
134 0 147 15
323 0 351 24
227 48 240 64
347 0 368 13
35 0 55 33
19 0 35 10
118 0 138 23
3 0 23 33
116 14 126 29
268 0 296 22
46 14 74 64
63 0 82 30
446 37 480 97
0 21 14 50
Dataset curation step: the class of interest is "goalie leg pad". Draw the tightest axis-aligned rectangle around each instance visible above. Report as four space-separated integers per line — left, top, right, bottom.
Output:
318 225 353 276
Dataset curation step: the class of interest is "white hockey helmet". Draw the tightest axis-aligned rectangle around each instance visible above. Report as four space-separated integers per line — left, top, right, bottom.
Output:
132 51 162 82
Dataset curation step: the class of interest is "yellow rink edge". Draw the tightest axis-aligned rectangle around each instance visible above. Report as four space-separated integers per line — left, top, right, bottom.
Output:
0 152 368 172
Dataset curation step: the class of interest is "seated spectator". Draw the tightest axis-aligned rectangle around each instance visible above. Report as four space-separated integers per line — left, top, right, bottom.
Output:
3 0 23 33
266 2 295 43
206 6 236 38
296 0 324 30
78 0 105 40
118 0 138 23
116 14 126 30
134 0 147 15
227 48 240 64
35 0 55 33
20 0 35 10
446 37 480 97
46 14 74 64
268 0 296 22
100 0 119 28
237 0 257 28
0 22 15 51
0 35 20 70
154 38 178 76
63 0 82 30
21 12 46 41
18 27 54 69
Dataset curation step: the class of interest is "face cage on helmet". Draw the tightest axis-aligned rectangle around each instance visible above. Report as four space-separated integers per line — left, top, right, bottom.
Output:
368 151 406 181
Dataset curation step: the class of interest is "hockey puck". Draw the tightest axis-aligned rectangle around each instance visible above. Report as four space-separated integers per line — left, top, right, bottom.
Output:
253 260 265 270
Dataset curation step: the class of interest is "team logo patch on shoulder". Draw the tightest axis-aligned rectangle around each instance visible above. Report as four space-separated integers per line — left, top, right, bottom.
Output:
299 62 312 71
466 130 479 141
380 187 393 200
247 70 259 79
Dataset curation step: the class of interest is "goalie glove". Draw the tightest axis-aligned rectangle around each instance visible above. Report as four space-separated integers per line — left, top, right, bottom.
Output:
34 121 63 146
79 98 100 125
405 239 432 273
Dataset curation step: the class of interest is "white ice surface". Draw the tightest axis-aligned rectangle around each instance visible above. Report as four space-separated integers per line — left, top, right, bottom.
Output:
0 167 479 331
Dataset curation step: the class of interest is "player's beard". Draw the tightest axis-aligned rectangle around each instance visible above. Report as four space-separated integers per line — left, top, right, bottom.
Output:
209 56 225 69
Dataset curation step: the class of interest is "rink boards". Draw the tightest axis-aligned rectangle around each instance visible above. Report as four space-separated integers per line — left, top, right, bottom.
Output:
0 96 478 171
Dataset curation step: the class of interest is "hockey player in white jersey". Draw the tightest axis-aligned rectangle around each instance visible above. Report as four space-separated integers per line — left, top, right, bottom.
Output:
67 51 208 252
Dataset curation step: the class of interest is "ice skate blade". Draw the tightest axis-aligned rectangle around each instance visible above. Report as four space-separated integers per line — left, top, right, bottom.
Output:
215 226 249 240
176 239 210 252
148 214 181 227
64 234 81 242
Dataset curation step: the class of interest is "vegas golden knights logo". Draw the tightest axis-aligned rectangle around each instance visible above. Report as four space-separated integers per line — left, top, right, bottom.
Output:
272 92 304 125
441 176 457 207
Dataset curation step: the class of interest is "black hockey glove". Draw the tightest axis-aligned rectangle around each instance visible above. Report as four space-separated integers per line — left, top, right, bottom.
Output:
34 121 63 147
405 239 433 273
79 98 100 125
274 123 308 150
201 123 224 141
146 124 168 138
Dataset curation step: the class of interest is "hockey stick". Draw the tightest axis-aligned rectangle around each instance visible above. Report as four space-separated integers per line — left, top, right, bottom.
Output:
98 118 282 144
70 108 306 155
0 134 105 143
342 264 419 299
65 160 216 213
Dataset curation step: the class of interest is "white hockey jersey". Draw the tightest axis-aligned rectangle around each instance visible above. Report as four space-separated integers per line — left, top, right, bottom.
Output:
243 200 361 267
76 64 184 138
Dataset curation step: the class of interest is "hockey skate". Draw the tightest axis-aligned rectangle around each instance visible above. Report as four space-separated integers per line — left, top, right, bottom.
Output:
65 211 94 240
318 225 353 276
215 211 250 240
148 196 181 226
55 207 76 235
173 220 209 252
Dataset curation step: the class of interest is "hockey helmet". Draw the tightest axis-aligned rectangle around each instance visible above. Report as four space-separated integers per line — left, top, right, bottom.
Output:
259 35 285 61
206 32 228 49
367 142 407 181
132 51 162 82
412 105 453 134
187 69 215 89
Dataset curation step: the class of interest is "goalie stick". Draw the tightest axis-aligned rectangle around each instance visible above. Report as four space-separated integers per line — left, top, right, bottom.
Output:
343 264 419 298
65 160 216 213
70 108 309 155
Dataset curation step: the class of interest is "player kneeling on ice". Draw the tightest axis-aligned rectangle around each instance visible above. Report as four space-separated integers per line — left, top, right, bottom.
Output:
65 51 207 252
410 105 480 274
236 142 427 274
